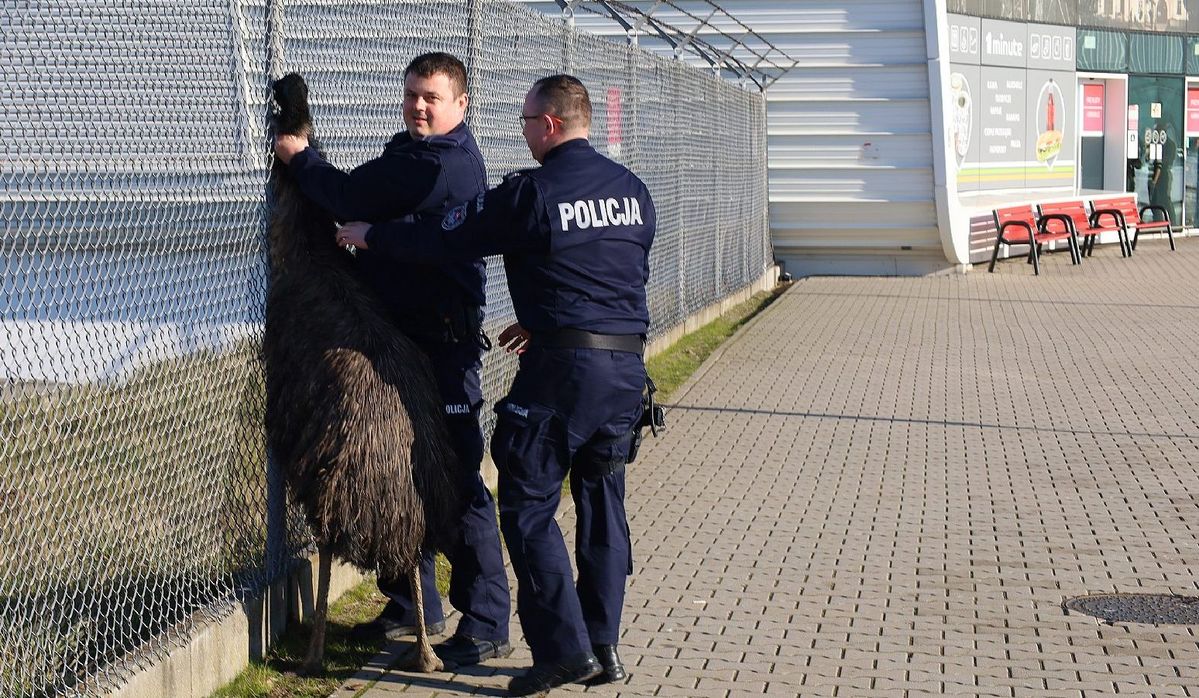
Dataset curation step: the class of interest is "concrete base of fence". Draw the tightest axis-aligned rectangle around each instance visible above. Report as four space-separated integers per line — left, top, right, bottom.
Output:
108 552 366 698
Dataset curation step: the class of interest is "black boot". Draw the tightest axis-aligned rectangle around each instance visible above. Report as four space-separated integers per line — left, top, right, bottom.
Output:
507 652 601 696
587 644 628 684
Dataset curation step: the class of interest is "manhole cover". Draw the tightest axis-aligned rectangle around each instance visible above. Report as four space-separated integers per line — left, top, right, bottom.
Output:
1063 594 1199 625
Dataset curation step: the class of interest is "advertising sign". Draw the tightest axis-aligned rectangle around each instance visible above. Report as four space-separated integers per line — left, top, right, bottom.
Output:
1188 87 1199 137
1026 70 1075 188
948 65 981 191
948 17 1077 192
1082 83 1105 137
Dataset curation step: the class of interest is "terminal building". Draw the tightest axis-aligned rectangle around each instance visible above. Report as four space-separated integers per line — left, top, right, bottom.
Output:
526 0 1199 276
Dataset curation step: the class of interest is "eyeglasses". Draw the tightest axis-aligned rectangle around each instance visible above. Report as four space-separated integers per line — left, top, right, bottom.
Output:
518 113 564 126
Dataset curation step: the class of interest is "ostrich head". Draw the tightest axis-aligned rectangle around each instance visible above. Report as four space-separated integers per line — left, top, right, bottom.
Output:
267 72 337 264
272 72 314 139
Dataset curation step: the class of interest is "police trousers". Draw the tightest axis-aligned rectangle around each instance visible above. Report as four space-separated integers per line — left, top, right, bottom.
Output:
491 346 645 663
381 339 510 642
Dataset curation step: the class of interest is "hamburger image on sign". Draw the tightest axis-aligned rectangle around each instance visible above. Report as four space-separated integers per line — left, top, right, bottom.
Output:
1036 79 1063 167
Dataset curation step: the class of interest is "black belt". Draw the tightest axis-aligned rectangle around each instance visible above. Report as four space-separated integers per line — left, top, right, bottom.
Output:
531 328 645 355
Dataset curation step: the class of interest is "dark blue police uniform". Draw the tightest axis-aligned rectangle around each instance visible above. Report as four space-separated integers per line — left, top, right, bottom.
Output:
289 122 510 643
366 137 655 665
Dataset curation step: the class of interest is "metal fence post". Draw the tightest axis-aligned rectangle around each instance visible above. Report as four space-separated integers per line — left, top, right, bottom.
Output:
562 2 575 74
264 0 287 584
466 0 483 128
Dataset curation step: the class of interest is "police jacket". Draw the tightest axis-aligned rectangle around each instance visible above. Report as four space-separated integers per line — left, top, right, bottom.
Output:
288 122 487 340
366 138 654 336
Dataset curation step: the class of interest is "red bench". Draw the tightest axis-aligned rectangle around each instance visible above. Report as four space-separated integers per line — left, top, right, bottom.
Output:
1090 195 1175 252
988 205 1079 275
1037 200 1128 259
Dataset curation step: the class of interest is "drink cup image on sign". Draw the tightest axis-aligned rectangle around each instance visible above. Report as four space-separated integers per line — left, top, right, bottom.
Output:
949 72 972 167
1036 79 1063 166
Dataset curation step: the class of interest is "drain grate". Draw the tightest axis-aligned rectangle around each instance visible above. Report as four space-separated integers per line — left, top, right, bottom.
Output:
1063 594 1199 625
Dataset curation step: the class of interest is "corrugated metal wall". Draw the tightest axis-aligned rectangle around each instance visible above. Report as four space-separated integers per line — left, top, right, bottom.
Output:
518 0 945 276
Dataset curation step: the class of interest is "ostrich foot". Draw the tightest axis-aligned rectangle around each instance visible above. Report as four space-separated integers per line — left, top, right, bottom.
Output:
292 660 325 678
396 637 444 673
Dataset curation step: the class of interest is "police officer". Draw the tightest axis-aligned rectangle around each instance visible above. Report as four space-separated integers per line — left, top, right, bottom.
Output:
339 74 653 696
274 52 512 668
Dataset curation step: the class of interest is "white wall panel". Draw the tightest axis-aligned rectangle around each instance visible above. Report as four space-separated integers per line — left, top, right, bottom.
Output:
514 0 948 274
767 65 929 101
768 168 934 202
767 99 931 135
768 133 933 169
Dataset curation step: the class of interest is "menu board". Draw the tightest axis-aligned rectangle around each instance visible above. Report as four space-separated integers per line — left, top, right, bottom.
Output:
979 66 1028 189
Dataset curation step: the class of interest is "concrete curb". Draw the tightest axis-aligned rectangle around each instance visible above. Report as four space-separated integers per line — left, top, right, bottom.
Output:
108 553 364 698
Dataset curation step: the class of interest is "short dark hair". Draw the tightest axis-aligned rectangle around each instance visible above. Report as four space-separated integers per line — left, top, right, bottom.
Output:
531 74 592 129
404 52 468 96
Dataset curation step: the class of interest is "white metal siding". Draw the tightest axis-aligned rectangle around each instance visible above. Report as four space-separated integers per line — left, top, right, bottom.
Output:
515 0 944 273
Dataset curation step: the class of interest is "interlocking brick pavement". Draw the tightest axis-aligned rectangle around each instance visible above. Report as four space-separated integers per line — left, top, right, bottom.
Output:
345 240 1199 696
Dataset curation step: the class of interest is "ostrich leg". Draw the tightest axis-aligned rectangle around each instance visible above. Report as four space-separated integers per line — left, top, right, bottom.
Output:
300 545 333 675
397 565 444 672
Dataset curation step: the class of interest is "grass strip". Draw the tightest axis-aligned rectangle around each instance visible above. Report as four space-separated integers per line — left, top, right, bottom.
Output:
647 283 790 402
209 581 391 698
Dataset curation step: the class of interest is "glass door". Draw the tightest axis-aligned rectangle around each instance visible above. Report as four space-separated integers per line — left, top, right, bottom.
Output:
1128 76 1184 227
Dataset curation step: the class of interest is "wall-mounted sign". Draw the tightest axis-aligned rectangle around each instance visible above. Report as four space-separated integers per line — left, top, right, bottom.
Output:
948 14 981 65
606 87 622 158
1187 87 1199 137
1151 102 1162 118
980 19 1028 68
1127 104 1140 158
1082 83 1105 137
1027 23 1076 71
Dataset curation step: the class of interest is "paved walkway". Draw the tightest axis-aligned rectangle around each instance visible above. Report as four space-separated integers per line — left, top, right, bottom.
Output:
339 240 1199 696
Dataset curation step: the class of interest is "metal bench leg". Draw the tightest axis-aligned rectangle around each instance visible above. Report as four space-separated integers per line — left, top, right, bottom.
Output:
988 236 1003 272
1030 240 1041 275
1167 226 1176 250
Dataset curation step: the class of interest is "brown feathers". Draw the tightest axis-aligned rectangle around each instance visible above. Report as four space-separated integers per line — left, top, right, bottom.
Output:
263 73 464 579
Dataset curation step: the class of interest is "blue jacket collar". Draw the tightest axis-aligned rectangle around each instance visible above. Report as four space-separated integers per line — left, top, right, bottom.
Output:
543 138 592 163
387 121 472 149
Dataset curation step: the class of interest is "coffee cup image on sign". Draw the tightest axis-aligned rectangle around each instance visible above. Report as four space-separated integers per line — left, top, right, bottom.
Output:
949 73 971 165
1035 79 1064 165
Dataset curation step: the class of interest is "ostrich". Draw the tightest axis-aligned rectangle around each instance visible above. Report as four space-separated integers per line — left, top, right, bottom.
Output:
262 72 464 675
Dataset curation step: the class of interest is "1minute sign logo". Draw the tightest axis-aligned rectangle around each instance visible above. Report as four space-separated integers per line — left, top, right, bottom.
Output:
985 31 1024 59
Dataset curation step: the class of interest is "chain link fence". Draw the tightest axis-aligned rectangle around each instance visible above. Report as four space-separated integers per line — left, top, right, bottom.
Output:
0 0 770 694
